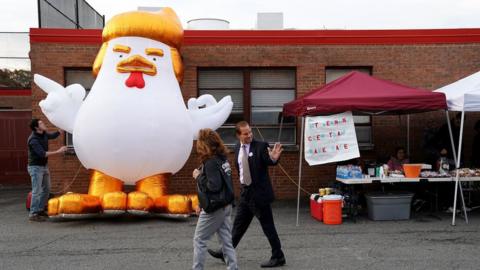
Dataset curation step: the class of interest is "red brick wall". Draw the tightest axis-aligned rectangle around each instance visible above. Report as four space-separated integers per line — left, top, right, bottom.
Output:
30 41 480 199
0 95 31 109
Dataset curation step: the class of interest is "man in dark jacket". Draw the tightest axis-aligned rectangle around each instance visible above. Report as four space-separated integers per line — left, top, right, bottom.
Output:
27 119 67 221
209 121 285 268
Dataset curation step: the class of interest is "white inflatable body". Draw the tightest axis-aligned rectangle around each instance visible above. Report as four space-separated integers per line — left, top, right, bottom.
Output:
35 36 233 184
74 37 193 183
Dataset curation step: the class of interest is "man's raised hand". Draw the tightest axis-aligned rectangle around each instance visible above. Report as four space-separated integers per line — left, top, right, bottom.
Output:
268 142 283 161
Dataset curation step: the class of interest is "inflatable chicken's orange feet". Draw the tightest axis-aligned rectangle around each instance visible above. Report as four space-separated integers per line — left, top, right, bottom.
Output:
47 170 198 219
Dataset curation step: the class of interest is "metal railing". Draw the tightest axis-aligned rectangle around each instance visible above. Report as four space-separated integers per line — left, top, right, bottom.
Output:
38 0 104 29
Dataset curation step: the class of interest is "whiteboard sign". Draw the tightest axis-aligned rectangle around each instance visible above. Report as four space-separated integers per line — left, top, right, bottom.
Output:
304 111 360 165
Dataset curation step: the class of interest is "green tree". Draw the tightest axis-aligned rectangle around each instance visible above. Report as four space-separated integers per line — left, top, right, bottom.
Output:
0 68 32 89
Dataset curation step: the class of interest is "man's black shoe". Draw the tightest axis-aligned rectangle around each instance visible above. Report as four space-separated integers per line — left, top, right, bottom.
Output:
29 214 46 222
207 248 225 263
37 211 48 217
261 257 286 268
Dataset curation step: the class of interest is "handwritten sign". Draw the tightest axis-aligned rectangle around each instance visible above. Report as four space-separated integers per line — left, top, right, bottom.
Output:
304 111 360 165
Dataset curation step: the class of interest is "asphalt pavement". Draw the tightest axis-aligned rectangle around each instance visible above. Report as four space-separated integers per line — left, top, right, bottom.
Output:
1 186 480 270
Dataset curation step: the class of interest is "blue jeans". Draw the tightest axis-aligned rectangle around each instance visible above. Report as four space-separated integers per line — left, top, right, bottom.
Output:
27 165 51 216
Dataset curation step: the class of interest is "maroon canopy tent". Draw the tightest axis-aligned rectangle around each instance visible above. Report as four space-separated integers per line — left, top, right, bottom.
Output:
283 71 447 116
283 71 447 226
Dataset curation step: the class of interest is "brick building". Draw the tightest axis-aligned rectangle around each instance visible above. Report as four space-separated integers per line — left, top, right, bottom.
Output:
0 90 31 109
0 90 31 185
29 28 480 199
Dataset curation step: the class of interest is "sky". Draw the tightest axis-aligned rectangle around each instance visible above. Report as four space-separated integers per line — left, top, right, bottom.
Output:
1 0 480 69
2 0 480 32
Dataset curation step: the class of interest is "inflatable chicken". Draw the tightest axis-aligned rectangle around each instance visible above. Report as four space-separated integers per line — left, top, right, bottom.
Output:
34 8 233 218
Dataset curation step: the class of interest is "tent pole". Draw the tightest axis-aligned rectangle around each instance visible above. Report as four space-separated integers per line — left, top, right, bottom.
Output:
296 116 305 227
447 111 459 225
446 111 457 164
457 112 468 224
407 114 410 157
277 115 284 142
272 115 285 193
452 111 468 225
445 110 468 224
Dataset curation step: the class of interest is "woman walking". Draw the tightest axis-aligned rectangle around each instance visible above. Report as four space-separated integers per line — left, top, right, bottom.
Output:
192 128 237 270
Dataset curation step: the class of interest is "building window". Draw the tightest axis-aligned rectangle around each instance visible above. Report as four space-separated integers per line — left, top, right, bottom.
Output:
64 68 94 148
198 68 296 145
325 67 373 149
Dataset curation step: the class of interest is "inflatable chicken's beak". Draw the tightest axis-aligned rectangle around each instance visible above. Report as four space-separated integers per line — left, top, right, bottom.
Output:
116 55 156 76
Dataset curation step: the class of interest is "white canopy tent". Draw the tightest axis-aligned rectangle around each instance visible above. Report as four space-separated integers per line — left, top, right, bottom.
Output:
435 70 480 225
437 71 480 111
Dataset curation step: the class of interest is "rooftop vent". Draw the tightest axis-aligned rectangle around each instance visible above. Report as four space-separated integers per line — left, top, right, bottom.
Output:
187 18 230 30
256 13 283 30
138 6 163 12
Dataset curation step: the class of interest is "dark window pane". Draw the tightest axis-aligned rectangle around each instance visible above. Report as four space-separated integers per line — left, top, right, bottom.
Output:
65 69 92 147
199 68 297 145
216 127 238 145
355 126 372 144
65 69 94 90
198 70 243 89
226 112 245 124
252 108 283 125
252 127 295 144
251 89 294 125
66 132 73 146
251 89 294 106
353 115 371 124
250 69 295 88
199 89 243 112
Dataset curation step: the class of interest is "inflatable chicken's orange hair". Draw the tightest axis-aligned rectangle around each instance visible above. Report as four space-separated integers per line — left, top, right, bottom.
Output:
93 7 184 83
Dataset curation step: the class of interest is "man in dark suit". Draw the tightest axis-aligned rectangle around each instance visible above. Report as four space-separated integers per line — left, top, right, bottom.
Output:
208 121 286 268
